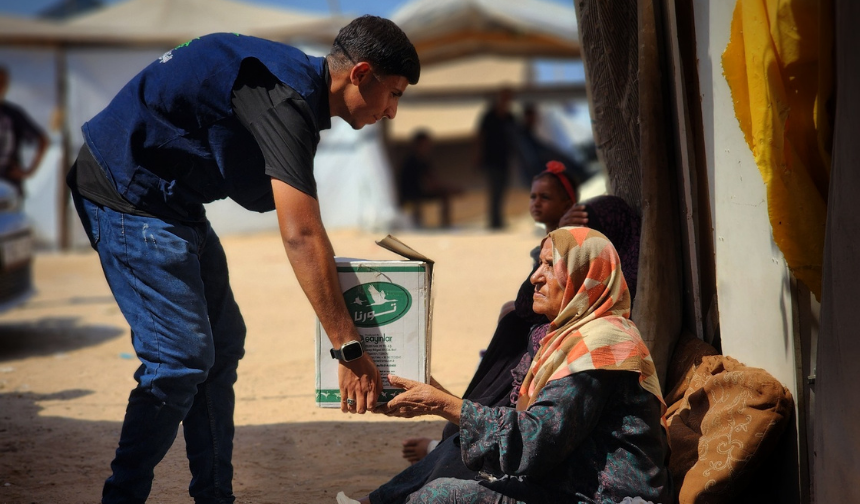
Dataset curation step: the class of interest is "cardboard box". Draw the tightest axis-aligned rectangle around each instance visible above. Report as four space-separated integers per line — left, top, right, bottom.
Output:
315 235 433 407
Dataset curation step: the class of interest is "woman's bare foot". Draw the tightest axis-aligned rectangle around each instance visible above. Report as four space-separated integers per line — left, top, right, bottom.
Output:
401 437 433 463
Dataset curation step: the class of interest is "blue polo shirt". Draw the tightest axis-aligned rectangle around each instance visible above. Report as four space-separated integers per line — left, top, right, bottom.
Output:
81 33 330 221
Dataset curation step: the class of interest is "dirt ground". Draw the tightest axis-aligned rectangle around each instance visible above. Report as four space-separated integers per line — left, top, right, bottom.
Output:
0 207 545 504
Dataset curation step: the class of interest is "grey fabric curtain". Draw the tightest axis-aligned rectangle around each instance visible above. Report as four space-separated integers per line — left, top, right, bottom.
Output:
813 0 860 499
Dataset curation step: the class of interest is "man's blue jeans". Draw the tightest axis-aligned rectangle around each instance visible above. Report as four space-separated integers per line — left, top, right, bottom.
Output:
72 193 246 504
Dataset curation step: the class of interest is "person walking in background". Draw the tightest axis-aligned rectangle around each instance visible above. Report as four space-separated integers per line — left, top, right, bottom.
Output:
476 88 516 230
515 102 593 186
398 130 457 228
66 16 419 504
0 66 49 196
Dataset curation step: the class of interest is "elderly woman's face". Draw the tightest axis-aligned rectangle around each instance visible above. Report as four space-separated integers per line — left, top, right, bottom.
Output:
530 239 565 318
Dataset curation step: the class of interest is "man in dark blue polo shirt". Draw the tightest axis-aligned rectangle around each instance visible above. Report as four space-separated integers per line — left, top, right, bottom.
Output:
67 16 419 504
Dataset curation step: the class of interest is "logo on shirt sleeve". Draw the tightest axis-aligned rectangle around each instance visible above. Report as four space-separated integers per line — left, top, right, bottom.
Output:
158 37 204 64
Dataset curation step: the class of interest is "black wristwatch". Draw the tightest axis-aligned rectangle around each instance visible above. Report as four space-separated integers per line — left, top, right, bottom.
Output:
330 340 364 362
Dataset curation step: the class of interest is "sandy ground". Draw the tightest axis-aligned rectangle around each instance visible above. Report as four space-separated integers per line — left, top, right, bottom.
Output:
0 204 546 504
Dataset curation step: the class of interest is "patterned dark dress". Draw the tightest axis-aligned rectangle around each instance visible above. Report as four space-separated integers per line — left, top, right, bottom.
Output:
404 371 671 504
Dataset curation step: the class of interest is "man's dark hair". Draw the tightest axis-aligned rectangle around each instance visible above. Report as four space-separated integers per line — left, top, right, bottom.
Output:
329 15 420 85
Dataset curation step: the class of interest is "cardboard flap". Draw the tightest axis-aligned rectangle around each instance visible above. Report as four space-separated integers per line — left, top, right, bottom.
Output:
376 235 434 264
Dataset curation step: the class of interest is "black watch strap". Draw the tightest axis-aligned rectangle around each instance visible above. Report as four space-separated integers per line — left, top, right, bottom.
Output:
330 340 364 362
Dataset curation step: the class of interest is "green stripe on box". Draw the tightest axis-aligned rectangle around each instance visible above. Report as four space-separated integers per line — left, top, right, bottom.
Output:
337 266 425 273
315 388 405 403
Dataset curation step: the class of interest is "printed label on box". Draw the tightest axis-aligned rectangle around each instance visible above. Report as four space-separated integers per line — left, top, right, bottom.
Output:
316 260 431 407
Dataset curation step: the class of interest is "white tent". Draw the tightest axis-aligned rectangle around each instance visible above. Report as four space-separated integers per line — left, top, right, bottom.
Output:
65 0 343 45
391 0 580 64
0 15 71 43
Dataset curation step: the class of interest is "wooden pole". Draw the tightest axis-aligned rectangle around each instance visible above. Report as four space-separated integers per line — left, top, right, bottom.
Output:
572 0 641 213
55 46 71 250
631 0 683 387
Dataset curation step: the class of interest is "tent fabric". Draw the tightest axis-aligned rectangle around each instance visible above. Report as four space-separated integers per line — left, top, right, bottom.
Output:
198 121 399 236
0 15 60 38
0 0 343 46
65 0 342 45
314 121 399 231
0 15 90 44
391 0 579 64
722 0 832 299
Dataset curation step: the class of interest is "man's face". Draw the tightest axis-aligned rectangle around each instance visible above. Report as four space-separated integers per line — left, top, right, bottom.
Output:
343 63 408 130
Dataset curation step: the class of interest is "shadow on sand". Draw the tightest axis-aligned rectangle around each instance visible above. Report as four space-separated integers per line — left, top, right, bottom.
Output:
0 390 444 504
0 316 124 361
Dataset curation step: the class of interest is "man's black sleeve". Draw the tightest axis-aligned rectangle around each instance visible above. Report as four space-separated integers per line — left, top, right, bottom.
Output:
231 57 318 199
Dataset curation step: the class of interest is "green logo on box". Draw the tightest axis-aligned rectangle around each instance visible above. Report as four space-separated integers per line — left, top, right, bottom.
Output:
344 282 412 327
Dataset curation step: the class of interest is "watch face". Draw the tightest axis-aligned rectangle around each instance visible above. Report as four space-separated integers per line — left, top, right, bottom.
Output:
341 341 363 361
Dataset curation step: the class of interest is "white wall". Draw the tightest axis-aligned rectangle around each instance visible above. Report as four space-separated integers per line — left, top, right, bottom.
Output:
692 1 798 398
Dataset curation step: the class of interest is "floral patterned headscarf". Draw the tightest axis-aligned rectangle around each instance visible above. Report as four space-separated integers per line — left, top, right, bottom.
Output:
518 227 664 410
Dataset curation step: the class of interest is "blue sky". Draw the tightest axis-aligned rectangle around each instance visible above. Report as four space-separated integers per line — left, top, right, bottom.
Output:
0 0 573 18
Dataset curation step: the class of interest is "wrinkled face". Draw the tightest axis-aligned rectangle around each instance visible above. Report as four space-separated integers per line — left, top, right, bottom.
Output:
530 239 565 318
529 176 572 228
343 63 408 130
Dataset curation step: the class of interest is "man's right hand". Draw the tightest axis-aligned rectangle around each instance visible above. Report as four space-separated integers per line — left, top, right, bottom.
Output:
271 179 383 414
338 354 382 414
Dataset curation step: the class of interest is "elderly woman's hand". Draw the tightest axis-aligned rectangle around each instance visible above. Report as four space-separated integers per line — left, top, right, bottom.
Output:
559 204 588 228
374 374 463 424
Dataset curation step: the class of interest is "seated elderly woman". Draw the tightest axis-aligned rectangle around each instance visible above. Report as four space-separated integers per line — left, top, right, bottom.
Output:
352 227 670 504
400 193 642 465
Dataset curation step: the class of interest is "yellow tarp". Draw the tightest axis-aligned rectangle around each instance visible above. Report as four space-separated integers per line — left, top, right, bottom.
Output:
722 0 832 299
